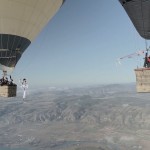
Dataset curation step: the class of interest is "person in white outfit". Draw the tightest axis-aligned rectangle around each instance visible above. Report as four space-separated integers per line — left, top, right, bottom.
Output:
20 78 28 101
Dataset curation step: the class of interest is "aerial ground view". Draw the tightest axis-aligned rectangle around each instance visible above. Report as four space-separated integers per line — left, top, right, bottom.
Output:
1 83 150 150
1 0 150 150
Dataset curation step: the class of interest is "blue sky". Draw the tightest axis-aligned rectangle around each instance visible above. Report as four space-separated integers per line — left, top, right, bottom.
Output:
11 0 149 87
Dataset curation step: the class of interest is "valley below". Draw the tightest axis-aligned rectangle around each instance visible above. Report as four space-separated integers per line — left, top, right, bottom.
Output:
0 84 150 150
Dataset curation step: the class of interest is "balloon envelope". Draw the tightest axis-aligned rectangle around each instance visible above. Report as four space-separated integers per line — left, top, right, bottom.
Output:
119 0 150 40
0 0 65 72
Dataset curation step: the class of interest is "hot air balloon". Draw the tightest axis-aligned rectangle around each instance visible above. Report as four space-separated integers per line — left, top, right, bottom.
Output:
119 0 150 92
119 0 150 39
0 0 65 73
0 0 65 97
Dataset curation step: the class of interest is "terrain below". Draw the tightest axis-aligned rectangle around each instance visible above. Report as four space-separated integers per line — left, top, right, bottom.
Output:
0 84 150 150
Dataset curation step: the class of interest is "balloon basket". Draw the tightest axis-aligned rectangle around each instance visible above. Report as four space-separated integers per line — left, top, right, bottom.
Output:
0 85 17 97
135 68 150 92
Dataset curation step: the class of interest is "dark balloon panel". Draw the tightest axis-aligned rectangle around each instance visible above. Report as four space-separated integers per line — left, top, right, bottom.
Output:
0 34 31 68
119 0 150 39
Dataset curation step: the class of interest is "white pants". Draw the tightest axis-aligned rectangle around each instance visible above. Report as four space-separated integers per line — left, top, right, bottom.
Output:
23 90 26 99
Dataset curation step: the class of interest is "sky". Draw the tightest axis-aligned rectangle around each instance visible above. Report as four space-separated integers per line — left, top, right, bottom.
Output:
10 0 150 87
